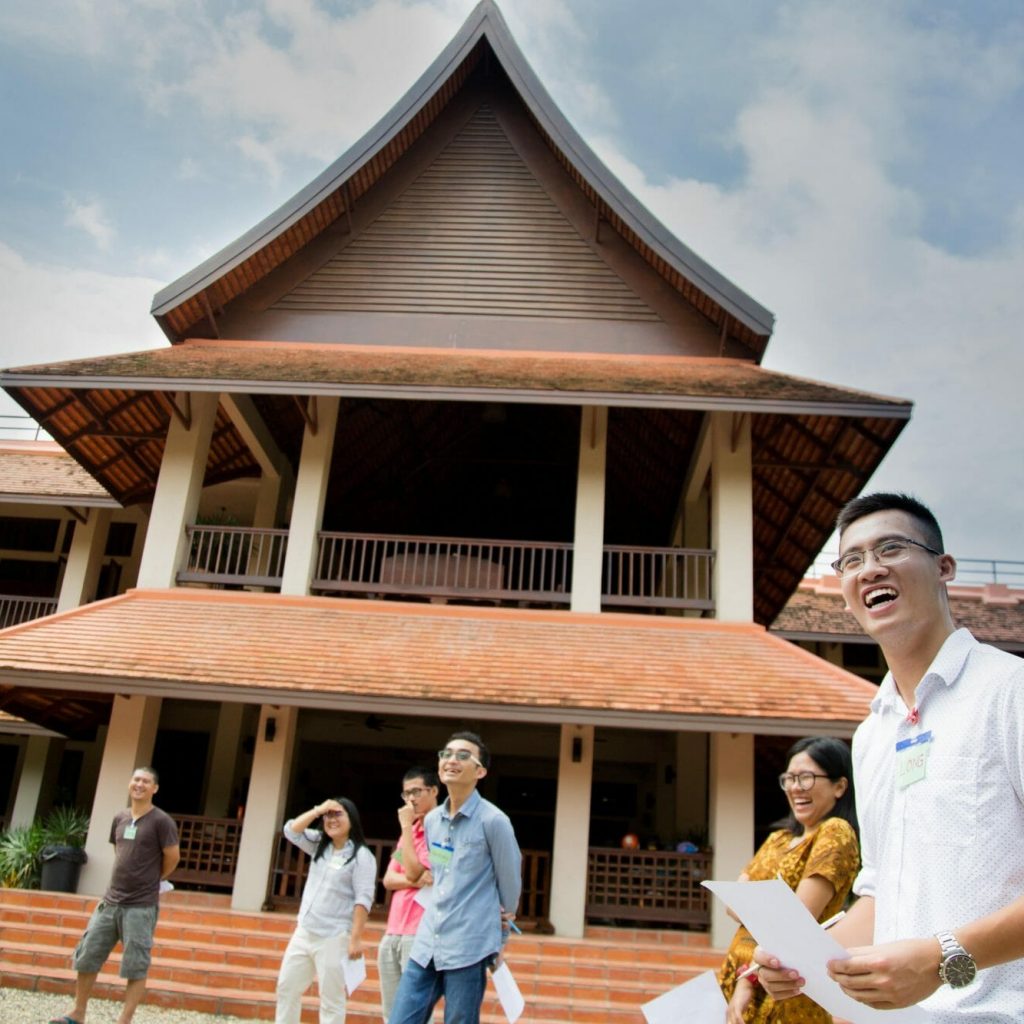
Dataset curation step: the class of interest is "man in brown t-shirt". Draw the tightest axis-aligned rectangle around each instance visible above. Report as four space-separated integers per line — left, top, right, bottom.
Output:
51 766 179 1024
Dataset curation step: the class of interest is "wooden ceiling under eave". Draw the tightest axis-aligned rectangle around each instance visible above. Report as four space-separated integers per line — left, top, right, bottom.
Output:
0 685 110 741
6 384 259 506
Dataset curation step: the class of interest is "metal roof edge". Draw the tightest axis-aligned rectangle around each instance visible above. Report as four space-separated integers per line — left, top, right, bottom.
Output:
150 0 775 338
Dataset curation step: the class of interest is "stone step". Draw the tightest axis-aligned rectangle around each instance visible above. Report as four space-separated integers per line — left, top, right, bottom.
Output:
0 888 723 1022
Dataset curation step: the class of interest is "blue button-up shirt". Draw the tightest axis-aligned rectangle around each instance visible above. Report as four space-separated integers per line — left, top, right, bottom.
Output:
410 789 522 971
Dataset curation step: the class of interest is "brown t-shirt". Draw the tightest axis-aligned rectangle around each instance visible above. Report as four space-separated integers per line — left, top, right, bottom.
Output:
103 806 178 906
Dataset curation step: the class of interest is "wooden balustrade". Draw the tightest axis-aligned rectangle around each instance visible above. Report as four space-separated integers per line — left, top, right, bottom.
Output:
170 814 243 889
265 836 551 925
602 546 714 610
177 526 289 588
175 525 713 612
314 532 573 604
0 595 58 630
586 847 711 928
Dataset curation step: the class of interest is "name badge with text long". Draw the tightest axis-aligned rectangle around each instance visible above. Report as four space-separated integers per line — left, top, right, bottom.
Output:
895 730 933 790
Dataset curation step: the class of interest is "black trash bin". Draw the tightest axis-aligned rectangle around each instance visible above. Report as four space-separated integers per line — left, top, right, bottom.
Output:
40 844 87 893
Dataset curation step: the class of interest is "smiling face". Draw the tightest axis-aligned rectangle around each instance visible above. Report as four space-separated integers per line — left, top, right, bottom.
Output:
127 769 158 804
438 738 487 792
323 805 351 846
838 509 956 652
783 751 846 833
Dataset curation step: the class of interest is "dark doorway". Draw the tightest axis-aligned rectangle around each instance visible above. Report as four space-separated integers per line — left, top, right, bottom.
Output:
151 730 210 815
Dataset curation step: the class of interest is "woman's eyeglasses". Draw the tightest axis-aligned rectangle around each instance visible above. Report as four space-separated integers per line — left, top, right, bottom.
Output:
778 772 831 792
323 809 345 819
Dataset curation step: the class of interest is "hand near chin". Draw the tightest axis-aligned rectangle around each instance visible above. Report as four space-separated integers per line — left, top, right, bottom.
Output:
827 938 941 1008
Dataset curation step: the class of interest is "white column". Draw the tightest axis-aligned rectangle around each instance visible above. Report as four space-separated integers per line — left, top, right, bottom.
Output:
231 705 298 911
136 391 220 588
548 724 594 936
79 695 162 895
9 736 51 828
710 411 753 621
708 731 754 947
569 406 608 613
56 509 112 612
203 703 245 817
280 397 339 596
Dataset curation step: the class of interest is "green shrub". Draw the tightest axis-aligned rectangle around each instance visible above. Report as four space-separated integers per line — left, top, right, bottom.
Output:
0 806 90 889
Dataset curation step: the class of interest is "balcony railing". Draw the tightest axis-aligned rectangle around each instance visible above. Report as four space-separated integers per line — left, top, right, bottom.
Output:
314 532 573 604
586 847 712 928
0 595 58 630
178 526 289 588
603 545 714 610
176 526 715 612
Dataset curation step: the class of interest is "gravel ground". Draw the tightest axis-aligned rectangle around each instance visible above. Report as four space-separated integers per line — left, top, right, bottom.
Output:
0 987 252 1023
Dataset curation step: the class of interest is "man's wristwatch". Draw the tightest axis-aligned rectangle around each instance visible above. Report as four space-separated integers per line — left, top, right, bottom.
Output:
935 931 977 989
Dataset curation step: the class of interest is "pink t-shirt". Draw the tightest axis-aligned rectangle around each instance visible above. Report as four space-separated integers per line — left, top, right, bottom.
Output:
385 818 431 935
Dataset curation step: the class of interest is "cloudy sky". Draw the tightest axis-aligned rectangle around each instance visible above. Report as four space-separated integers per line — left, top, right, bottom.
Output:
1 0 1022 570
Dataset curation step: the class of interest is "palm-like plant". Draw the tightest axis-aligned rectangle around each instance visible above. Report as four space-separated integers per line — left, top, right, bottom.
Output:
0 822 45 888
40 806 90 848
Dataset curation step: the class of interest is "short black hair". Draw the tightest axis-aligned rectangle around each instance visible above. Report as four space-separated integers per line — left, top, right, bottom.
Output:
773 736 858 838
404 766 440 789
446 730 490 768
133 766 159 785
836 492 944 554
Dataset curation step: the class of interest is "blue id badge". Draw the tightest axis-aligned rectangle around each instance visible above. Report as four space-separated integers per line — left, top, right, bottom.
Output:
895 730 933 790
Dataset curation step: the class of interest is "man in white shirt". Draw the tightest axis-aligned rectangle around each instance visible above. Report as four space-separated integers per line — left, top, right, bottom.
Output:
756 493 1024 1021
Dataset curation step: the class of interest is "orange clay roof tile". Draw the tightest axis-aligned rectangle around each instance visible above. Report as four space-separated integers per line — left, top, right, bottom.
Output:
0 589 878 731
0 441 117 504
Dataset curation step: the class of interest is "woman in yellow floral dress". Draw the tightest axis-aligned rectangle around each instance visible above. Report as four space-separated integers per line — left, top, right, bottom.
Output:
718 736 860 1023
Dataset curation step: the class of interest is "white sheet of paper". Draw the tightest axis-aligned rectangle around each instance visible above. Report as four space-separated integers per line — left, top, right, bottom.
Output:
489 962 525 1023
703 880 928 1024
413 885 432 910
343 954 367 995
641 969 726 1024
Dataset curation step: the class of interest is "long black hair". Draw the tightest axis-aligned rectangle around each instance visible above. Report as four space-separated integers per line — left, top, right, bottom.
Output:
312 797 369 865
774 736 858 838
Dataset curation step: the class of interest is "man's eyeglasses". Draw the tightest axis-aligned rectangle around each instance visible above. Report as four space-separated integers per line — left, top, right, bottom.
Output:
437 747 483 767
778 772 831 792
401 787 428 800
831 537 942 577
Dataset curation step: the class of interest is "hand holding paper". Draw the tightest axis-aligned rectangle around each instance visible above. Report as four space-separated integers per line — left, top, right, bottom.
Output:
703 879 928 1024
342 954 366 995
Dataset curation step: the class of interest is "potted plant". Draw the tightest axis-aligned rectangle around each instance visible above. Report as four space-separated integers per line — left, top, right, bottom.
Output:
39 806 89 892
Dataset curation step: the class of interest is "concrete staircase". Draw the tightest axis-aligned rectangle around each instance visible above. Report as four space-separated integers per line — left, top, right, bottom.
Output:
0 889 723 1022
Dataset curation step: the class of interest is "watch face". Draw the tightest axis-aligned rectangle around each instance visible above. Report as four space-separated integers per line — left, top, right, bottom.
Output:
941 953 977 989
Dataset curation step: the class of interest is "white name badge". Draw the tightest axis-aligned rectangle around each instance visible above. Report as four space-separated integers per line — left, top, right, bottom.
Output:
895 731 933 790
123 824 137 840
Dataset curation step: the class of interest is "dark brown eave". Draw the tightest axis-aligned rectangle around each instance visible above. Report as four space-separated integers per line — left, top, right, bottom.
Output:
150 0 774 355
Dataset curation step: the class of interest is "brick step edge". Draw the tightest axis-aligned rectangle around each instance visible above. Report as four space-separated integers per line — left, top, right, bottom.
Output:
0 957 706 1018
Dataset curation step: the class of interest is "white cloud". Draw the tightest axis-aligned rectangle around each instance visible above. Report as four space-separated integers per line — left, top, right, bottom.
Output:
0 243 166 420
590 3 1024 558
64 197 116 250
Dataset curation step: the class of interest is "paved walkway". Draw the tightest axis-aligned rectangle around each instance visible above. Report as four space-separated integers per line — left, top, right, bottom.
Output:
0 987 251 1023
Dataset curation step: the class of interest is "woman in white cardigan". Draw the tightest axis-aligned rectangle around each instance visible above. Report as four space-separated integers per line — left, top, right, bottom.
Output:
276 796 376 1024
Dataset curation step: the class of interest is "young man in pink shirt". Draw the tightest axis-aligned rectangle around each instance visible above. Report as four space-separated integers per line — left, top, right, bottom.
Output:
377 767 439 1022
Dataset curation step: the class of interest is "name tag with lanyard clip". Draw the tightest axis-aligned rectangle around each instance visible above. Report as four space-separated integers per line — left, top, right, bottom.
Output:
895 730 933 790
430 840 454 869
123 823 138 840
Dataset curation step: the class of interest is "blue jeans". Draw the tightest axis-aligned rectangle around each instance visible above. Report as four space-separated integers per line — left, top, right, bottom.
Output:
387 957 488 1024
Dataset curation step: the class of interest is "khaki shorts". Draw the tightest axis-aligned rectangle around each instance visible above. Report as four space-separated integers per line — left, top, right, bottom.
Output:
72 901 159 980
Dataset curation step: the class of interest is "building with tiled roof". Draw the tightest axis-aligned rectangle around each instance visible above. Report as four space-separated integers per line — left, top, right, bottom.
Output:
773 575 1024 683
0 1 912 944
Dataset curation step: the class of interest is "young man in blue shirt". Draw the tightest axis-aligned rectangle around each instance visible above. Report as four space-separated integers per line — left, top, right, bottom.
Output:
387 731 522 1024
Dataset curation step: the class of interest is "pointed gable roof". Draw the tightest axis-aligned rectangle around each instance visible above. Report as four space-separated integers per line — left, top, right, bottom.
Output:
151 0 774 354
